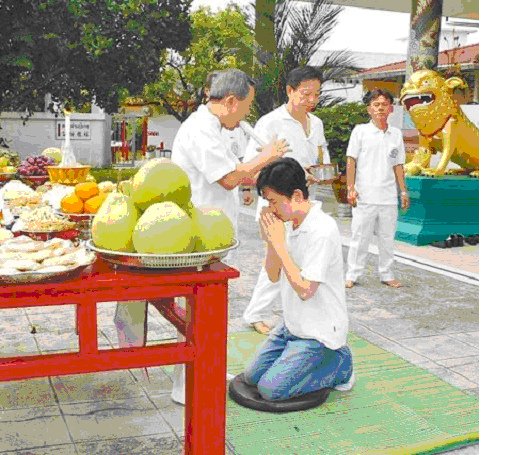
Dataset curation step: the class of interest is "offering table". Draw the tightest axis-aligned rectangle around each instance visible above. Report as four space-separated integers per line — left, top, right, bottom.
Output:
0 258 239 455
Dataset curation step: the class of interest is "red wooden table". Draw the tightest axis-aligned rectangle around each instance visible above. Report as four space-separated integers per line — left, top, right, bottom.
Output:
0 258 239 455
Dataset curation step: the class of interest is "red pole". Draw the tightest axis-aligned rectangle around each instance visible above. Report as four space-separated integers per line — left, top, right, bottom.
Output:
141 117 148 156
121 120 130 160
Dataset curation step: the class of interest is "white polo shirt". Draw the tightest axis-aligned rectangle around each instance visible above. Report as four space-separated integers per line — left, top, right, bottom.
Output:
280 203 348 350
243 104 330 166
172 104 239 228
243 104 330 219
346 122 405 205
221 126 248 161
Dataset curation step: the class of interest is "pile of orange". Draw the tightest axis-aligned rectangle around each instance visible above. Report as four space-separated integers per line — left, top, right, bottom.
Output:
60 182 107 214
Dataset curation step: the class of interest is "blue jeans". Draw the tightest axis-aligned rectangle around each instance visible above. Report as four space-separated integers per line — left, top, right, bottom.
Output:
243 323 353 401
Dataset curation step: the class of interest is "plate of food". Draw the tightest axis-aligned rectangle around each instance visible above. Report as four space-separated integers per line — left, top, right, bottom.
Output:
0 235 96 284
11 206 79 241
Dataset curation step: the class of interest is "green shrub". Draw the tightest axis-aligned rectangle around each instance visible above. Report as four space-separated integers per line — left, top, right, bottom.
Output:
315 103 369 173
90 167 138 183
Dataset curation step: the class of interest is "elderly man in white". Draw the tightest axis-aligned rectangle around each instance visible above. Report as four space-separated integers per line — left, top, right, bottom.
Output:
242 66 331 335
113 68 289 404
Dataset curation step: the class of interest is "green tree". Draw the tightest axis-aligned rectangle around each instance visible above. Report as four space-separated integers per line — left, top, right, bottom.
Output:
141 5 254 122
253 0 357 116
314 102 369 171
0 0 192 115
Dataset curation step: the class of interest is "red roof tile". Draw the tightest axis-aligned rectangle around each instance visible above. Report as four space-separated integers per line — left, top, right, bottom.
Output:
359 43 479 75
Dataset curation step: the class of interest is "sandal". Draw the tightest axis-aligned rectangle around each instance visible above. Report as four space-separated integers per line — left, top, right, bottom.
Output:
251 321 271 335
431 239 451 248
465 234 479 246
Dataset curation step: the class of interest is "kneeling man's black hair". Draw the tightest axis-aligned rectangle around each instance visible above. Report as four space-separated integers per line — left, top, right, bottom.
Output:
256 158 309 199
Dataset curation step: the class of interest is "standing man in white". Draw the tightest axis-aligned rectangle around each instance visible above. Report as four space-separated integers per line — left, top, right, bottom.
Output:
114 69 289 405
345 89 410 289
242 66 330 335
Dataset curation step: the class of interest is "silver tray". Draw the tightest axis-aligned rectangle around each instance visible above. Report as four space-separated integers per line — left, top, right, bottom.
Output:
0 261 94 285
85 239 239 270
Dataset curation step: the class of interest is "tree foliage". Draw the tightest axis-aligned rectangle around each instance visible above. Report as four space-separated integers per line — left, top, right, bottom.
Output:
141 5 254 122
314 102 369 170
0 0 192 115
253 0 358 116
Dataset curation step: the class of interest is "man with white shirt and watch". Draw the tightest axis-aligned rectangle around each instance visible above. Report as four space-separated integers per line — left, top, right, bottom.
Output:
242 66 330 335
345 89 410 289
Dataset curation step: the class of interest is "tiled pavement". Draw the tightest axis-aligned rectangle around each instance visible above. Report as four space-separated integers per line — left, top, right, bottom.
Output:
0 190 478 454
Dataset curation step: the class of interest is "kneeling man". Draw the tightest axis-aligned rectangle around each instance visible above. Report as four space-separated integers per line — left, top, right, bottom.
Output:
243 158 353 400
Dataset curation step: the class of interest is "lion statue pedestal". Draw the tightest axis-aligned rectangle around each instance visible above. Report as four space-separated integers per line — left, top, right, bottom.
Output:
395 176 479 246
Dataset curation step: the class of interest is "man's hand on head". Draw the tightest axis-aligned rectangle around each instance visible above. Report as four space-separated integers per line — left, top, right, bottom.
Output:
259 134 290 159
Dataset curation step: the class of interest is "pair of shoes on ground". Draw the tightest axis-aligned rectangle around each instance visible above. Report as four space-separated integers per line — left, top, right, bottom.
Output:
431 233 465 248
251 321 272 335
346 279 402 289
465 234 479 245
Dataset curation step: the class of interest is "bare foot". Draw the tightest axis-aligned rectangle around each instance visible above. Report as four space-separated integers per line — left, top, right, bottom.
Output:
251 321 271 335
382 279 402 288
345 280 355 289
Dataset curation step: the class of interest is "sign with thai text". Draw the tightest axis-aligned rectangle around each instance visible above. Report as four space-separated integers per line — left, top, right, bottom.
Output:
55 120 91 140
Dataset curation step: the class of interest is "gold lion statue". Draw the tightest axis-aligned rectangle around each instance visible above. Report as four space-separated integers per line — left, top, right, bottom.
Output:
400 69 479 177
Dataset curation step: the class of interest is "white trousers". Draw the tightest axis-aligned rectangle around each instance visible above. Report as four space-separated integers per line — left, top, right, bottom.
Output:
346 203 398 283
114 297 187 404
242 266 281 324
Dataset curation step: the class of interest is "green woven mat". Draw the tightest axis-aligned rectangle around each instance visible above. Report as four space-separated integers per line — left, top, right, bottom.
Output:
226 331 478 455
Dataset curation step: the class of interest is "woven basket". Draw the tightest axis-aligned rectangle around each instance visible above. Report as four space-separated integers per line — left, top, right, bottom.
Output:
47 166 91 185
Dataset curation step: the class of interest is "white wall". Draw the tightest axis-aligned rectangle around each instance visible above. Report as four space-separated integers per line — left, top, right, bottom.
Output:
147 115 181 150
0 112 112 167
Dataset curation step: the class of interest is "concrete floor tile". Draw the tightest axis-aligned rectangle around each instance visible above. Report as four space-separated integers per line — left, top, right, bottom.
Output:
399 334 478 361
129 367 174 398
2 444 78 454
26 311 77 334
436 355 478 369
25 305 75 317
423 365 478 390
33 331 79 354
61 397 171 442
363 316 441 339
75 433 182 455
0 331 39 356
447 444 479 454
350 324 438 368
351 307 399 321
52 370 145 404
0 309 31 332
449 331 479 348
150 394 185 437
0 377 56 410
0 406 72 452
449 361 479 384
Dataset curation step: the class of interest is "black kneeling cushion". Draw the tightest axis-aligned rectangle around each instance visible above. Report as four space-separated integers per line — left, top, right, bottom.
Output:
228 373 330 413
